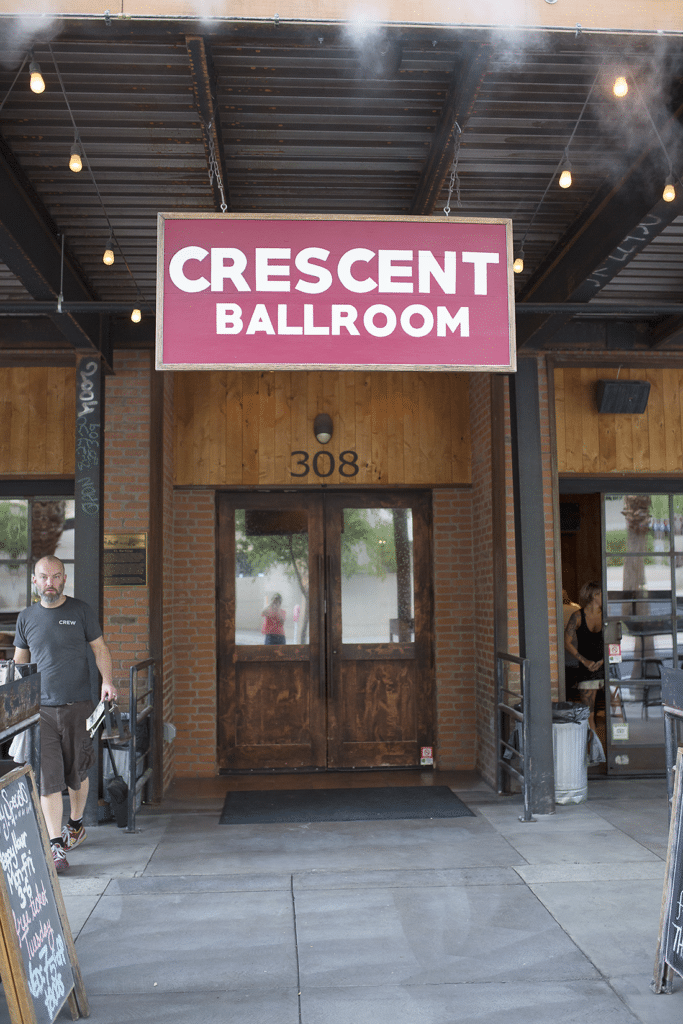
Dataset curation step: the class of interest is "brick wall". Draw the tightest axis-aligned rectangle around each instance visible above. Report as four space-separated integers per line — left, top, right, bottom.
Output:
172 489 217 777
103 351 151 691
470 374 497 784
536 356 560 696
160 370 176 790
433 487 475 768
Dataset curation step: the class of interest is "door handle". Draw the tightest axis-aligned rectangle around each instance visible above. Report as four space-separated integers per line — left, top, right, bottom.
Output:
327 554 335 699
318 554 325 701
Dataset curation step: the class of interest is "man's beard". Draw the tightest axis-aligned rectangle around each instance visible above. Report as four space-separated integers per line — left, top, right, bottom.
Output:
40 588 63 606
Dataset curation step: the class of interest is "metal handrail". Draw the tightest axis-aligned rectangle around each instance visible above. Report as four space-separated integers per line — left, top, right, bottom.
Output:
102 658 156 832
496 651 533 822
125 658 155 832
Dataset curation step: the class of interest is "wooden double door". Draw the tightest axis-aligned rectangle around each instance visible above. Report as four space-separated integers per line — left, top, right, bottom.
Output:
217 491 434 770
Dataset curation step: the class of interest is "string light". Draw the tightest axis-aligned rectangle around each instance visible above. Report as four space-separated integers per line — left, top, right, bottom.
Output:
613 75 628 98
28 54 45 94
69 138 82 173
131 309 141 323
513 254 524 274
559 153 572 189
663 175 676 203
102 230 115 265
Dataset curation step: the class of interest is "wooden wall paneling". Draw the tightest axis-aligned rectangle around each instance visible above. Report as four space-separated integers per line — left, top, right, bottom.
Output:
63 368 76 475
613 370 634 473
174 372 196 484
631 369 651 473
338 370 357 472
241 371 260 485
27 366 48 474
563 368 583 473
663 369 682 472
433 374 452 485
554 369 566 473
579 367 600 474
192 371 213 485
273 372 291 485
258 372 276 484
289 371 309 483
387 371 405 485
418 373 436 485
451 374 470 484
401 372 418 485
209 372 228 484
597 370 617 473
646 369 666 473
371 373 388 484
224 372 244 484
46 367 66 473
322 371 341 485
0 373 14 475
306 370 324 484
9 368 30 474
354 373 373 483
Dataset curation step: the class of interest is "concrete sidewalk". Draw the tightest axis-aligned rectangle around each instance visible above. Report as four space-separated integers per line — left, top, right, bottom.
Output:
3 772 682 1024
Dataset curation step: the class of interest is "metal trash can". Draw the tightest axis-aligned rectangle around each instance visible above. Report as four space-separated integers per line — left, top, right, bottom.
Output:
552 702 590 805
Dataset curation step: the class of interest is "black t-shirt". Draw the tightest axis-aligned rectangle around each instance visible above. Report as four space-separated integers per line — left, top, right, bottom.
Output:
14 596 102 705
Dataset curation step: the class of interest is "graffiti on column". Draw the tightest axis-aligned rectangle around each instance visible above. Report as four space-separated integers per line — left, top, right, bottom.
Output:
75 359 100 516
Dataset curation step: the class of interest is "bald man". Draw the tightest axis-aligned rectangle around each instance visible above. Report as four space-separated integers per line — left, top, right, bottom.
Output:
14 556 116 874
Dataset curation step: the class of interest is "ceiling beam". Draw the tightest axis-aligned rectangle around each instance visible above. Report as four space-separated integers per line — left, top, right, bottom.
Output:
186 35 231 213
516 96 683 349
410 42 490 216
0 136 112 369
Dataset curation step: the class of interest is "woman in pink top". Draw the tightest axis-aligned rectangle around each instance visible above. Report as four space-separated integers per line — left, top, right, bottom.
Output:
261 593 286 645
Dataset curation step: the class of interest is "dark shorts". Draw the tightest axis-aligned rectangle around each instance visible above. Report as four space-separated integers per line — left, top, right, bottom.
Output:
40 702 96 796
264 634 286 645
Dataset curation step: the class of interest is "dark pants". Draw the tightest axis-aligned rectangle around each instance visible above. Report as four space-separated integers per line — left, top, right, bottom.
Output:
264 634 286 645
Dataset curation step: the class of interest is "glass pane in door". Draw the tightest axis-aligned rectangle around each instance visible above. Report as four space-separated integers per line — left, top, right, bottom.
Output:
234 508 309 645
604 494 673 771
341 508 414 643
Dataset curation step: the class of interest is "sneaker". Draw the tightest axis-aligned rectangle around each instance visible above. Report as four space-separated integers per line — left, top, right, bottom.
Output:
51 845 69 874
61 823 86 850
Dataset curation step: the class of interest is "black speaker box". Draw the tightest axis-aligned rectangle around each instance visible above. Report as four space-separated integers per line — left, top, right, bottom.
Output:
596 379 650 414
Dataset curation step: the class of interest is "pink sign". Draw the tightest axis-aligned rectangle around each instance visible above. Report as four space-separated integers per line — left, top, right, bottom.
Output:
156 214 515 371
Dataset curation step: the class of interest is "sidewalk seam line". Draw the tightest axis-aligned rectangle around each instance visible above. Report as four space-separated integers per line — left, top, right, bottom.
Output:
291 873 303 1024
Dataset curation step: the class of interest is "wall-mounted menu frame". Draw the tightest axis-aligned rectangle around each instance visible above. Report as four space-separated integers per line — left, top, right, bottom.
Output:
0 764 88 1023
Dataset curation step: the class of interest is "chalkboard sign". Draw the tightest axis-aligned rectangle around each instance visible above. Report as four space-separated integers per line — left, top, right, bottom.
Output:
0 765 88 1023
654 747 683 993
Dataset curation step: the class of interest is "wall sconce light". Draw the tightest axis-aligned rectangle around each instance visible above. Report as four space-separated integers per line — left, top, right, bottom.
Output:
313 413 333 444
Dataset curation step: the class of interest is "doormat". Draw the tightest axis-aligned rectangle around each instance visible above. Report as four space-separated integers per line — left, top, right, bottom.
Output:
219 786 474 824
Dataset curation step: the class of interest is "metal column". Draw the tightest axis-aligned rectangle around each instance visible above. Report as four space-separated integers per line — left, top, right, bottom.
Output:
509 358 556 814
74 355 104 826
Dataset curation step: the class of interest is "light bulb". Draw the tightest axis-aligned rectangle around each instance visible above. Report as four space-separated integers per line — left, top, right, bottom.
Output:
69 143 82 173
513 257 524 274
663 176 676 203
613 76 628 98
131 308 141 323
103 248 115 266
559 168 572 189
29 61 45 94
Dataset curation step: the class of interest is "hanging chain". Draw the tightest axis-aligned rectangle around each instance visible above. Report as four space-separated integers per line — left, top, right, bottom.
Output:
206 119 228 213
443 122 462 217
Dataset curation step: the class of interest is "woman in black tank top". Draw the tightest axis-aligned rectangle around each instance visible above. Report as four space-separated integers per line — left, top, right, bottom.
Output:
564 581 604 734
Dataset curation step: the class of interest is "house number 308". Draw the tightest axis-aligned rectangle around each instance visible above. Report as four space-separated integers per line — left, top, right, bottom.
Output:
290 450 360 477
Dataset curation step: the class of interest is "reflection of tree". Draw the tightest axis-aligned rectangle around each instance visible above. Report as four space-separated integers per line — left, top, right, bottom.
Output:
621 494 654 679
235 508 413 644
235 510 310 641
0 503 28 559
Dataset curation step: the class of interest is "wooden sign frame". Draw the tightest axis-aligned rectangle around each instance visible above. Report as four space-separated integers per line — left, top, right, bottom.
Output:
654 746 683 993
0 765 88 1023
